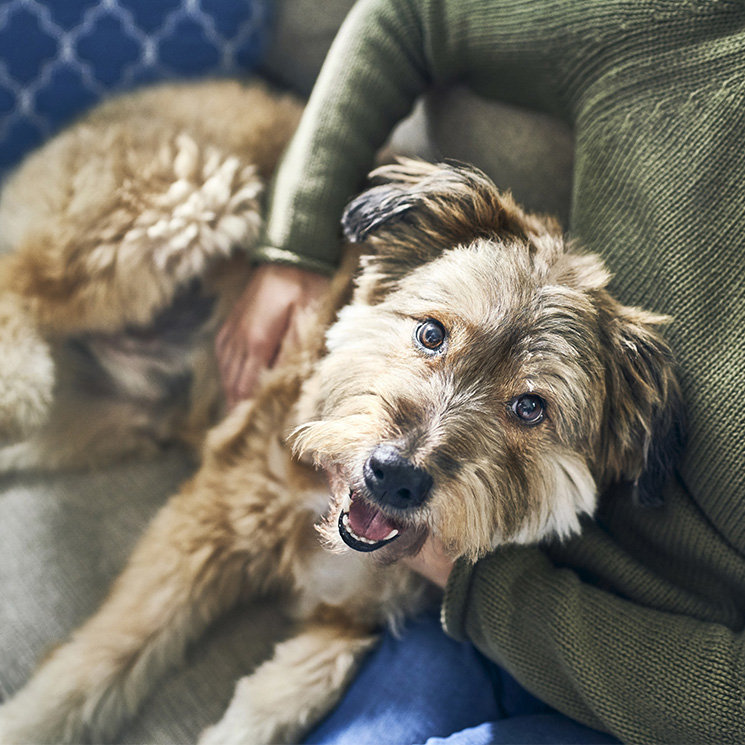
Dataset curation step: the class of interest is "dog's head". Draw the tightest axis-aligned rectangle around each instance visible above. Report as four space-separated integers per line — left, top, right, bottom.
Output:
294 160 684 563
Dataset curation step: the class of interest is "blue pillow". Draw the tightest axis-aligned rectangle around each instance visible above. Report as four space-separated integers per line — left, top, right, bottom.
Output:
0 0 273 178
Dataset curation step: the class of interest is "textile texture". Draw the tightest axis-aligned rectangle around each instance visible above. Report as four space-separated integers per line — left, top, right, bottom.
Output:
0 0 272 176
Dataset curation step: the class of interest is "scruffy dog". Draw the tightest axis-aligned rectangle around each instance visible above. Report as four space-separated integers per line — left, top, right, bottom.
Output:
0 80 683 744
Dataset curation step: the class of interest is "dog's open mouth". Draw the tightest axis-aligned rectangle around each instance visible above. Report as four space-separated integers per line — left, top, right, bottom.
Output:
338 491 403 552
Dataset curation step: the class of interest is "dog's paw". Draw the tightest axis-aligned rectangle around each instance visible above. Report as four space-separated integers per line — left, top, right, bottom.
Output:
197 677 278 745
198 721 233 745
0 652 103 745
198 717 255 745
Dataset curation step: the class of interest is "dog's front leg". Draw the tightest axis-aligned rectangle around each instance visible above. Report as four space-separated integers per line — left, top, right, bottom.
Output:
199 618 377 745
0 474 265 744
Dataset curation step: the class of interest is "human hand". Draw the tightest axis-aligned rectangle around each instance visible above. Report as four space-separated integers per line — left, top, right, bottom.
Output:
215 263 330 408
404 536 454 589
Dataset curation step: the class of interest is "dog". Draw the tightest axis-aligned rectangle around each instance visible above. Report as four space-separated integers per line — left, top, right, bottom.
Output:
0 81 684 743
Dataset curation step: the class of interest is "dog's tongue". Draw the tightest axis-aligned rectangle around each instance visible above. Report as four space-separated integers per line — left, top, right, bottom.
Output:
349 497 399 541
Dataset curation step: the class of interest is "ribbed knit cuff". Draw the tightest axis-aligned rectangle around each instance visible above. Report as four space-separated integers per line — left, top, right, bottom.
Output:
252 244 338 276
441 556 477 641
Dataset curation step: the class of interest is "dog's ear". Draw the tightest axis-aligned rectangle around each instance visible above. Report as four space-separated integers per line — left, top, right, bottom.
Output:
342 159 558 301
599 303 686 506
343 158 556 247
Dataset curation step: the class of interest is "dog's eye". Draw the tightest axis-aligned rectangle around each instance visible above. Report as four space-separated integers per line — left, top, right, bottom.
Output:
415 319 446 352
510 394 546 425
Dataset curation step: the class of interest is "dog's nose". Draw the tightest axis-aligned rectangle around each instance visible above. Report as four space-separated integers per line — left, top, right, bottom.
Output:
363 445 432 510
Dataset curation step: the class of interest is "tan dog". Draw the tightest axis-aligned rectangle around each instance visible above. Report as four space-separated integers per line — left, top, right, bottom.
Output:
0 85 684 743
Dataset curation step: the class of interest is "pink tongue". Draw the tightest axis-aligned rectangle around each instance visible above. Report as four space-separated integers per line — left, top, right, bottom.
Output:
349 498 399 542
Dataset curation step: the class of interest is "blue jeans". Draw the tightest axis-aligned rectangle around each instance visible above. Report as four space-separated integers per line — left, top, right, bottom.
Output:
304 612 620 745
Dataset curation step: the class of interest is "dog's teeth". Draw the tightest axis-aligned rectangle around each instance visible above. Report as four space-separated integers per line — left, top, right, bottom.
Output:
341 510 398 545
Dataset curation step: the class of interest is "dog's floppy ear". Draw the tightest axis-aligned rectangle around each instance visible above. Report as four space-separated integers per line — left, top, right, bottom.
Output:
599 303 686 506
343 158 555 247
342 159 558 302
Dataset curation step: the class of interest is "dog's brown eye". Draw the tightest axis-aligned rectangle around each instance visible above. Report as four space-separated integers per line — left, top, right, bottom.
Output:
511 394 545 425
415 319 446 352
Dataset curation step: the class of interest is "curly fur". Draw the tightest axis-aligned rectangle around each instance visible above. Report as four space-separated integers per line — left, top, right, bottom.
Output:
0 79 301 468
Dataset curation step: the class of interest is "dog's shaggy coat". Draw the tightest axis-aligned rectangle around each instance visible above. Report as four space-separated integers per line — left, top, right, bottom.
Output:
0 81 683 744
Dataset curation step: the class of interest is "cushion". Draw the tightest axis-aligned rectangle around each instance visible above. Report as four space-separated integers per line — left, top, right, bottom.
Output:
0 0 272 177
260 0 355 95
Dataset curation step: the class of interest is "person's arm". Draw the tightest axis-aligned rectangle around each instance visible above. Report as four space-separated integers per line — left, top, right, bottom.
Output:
253 0 435 275
254 0 568 273
218 0 436 401
443 536 745 743
218 0 571 401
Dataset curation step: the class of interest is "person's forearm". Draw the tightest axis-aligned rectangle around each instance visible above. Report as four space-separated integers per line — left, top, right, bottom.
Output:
255 0 571 273
255 0 434 273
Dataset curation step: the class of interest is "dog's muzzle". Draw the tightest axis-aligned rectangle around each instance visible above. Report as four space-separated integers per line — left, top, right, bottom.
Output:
338 445 432 553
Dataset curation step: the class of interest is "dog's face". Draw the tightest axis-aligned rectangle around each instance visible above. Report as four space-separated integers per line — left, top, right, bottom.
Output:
294 161 684 564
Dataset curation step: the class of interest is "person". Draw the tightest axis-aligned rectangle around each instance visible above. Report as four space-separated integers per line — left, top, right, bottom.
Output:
216 0 745 741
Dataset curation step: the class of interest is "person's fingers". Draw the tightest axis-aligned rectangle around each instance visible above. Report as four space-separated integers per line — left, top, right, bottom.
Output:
215 319 232 361
234 356 262 404
276 306 304 366
216 329 236 389
224 316 284 404
403 536 454 589
215 264 332 404
216 301 246 386
223 347 248 409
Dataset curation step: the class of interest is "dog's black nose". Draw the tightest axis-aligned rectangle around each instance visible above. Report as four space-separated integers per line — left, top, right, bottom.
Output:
363 445 432 510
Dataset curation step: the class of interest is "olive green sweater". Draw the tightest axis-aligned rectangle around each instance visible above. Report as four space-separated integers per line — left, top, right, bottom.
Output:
257 1 745 741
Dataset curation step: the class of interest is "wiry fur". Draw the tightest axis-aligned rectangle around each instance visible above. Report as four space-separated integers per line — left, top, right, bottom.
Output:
0 119 684 745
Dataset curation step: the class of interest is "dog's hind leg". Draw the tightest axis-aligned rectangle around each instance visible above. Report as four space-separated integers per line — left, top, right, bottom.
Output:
0 476 249 743
0 392 179 474
0 401 315 743
199 619 377 745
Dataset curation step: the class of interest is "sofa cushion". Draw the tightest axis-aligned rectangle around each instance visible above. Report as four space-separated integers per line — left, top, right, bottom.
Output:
0 0 272 177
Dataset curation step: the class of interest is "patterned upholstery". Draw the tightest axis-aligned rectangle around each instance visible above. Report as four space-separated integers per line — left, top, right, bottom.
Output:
0 0 272 177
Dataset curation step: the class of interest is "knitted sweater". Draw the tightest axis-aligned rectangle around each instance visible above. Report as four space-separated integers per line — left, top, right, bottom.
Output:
257 1 745 741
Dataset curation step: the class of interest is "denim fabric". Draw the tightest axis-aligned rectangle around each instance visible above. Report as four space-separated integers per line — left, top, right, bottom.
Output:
304 612 620 745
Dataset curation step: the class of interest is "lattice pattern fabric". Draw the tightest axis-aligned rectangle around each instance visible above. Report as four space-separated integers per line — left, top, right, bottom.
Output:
0 0 272 177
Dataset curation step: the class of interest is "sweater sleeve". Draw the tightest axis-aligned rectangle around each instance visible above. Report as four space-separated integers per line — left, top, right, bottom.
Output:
443 539 745 743
253 0 432 274
253 0 570 273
